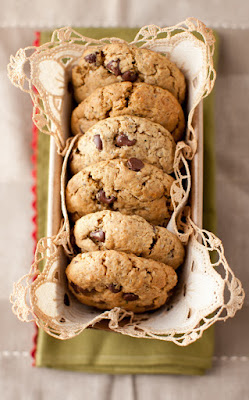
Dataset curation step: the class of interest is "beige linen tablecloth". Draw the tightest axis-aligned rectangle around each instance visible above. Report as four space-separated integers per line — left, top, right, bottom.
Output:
1 1 249 398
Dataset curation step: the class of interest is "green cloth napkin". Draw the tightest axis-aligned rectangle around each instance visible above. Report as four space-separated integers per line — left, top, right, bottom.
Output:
35 28 218 374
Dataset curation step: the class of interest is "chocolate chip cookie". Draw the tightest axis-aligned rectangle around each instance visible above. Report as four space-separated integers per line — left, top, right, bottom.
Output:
71 82 185 142
66 159 175 226
74 210 185 269
66 250 177 313
69 115 176 175
72 42 186 104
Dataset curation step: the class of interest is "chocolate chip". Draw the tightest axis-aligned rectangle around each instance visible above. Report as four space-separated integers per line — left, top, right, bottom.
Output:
123 293 139 301
70 281 96 295
84 53 97 64
116 134 136 147
109 283 122 293
149 236 157 251
121 70 138 82
93 134 103 151
127 158 144 171
60 317 65 323
97 190 116 205
70 281 81 294
90 230 105 242
64 293 70 306
80 288 96 295
106 59 121 76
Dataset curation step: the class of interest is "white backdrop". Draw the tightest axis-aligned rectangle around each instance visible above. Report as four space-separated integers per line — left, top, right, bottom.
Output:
1 0 249 29
1 1 249 399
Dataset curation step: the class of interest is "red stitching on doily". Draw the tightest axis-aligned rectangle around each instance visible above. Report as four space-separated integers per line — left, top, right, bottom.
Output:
30 31 40 367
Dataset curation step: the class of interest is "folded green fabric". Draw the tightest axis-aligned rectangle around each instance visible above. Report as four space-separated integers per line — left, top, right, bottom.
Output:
35 28 218 374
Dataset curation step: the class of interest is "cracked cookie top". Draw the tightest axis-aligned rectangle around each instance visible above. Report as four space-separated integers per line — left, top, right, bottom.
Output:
66 158 175 226
66 250 177 313
74 210 185 269
72 42 186 104
69 115 176 175
71 81 185 142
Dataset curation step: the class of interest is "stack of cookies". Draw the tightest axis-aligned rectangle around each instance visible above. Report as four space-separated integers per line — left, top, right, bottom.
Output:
65 43 186 313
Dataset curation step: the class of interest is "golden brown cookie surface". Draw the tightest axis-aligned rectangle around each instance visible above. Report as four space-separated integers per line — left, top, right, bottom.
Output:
71 82 185 142
69 115 176 175
72 42 186 104
66 159 175 226
74 210 184 269
66 250 177 313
